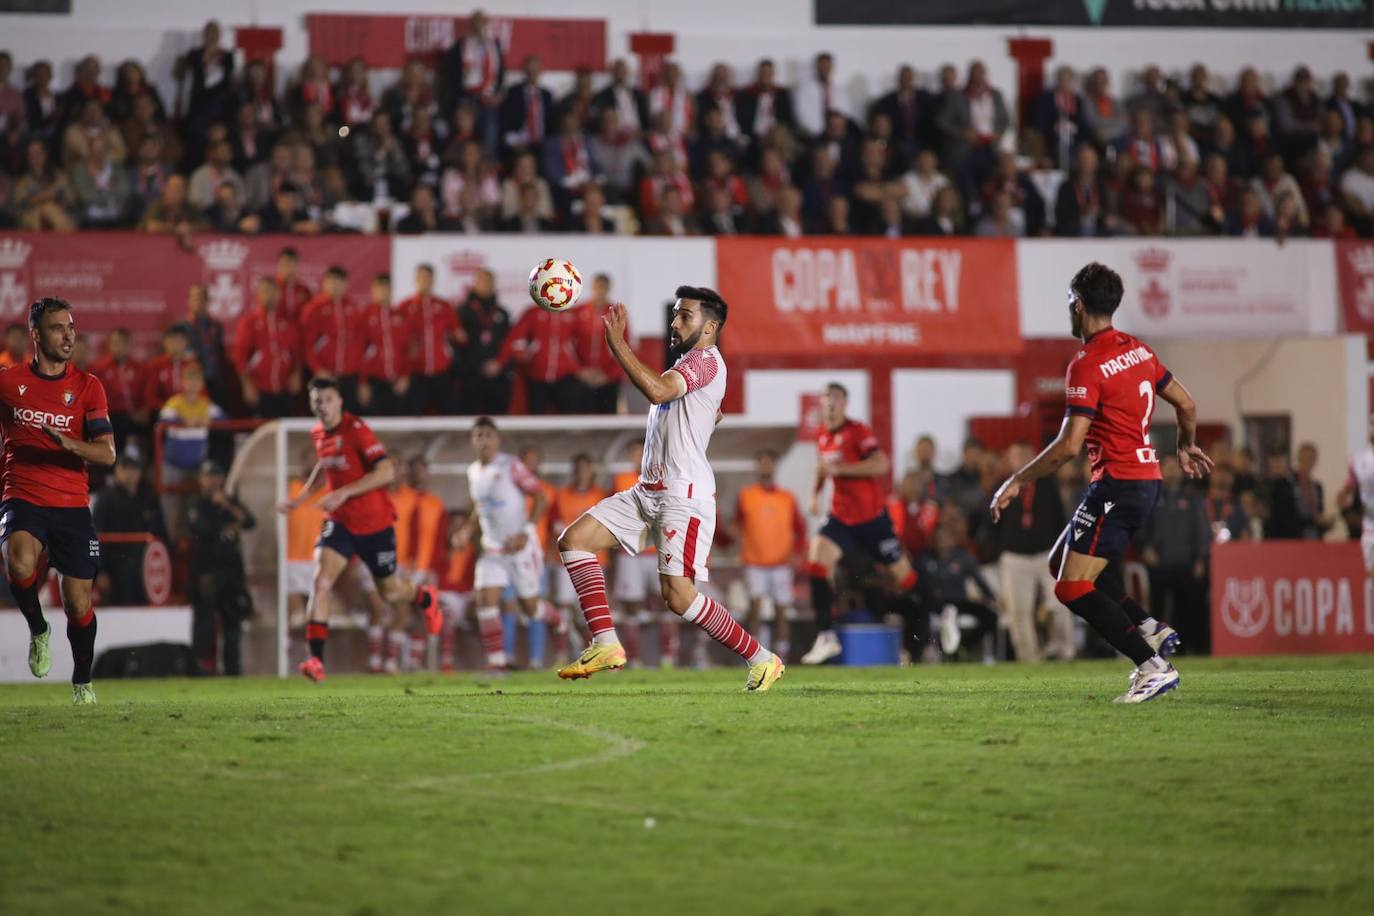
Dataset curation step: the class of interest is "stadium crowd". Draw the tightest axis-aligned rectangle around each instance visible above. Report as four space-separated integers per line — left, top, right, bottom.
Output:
1 15 1372 239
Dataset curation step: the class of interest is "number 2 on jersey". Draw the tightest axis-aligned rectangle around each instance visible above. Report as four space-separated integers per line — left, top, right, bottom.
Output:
1136 380 1158 464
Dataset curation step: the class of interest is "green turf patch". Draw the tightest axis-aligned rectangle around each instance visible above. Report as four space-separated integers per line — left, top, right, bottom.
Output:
2 656 1371 915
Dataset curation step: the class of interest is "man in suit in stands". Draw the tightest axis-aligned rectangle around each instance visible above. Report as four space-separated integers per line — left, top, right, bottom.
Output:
499 55 554 153
591 58 649 138
735 59 796 143
870 64 932 159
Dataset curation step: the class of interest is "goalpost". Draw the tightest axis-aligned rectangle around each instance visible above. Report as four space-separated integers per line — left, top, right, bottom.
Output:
226 415 800 677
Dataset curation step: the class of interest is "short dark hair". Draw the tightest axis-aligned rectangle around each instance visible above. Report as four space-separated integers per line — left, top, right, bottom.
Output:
756 448 779 461
675 285 728 328
416 262 435 276
571 451 592 465
276 247 298 262
28 297 70 330
825 381 849 399
1070 261 1124 317
4 322 25 335
325 265 347 280
374 272 391 285
308 376 340 395
472 416 498 432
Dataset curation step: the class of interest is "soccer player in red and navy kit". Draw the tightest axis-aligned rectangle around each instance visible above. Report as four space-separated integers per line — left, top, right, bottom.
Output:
991 262 1213 704
3 298 116 705
800 381 926 665
276 377 440 682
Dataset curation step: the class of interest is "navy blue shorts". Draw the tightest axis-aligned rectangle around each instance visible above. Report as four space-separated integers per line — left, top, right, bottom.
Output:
1064 477 1162 561
820 513 904 567
316 520 397 581
0 498 100 580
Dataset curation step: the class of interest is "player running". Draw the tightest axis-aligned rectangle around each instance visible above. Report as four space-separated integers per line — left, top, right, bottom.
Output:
556 286 785 691
991 261 1212 704
800 382 926 665
277 377 440 682
462 416 561 670
3 297 116 705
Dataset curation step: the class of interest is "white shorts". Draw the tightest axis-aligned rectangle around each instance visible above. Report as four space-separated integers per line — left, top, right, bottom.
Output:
287 561 313 597
1362 532 1374 573
474 531 545 600
613 552 660 603
744 565 795 607
438 590 471 620
588 485 717 582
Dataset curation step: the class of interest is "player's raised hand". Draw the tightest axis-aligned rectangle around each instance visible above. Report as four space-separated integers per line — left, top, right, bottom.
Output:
602 302 628 342
1177 445 1215 479
989 477 1021 523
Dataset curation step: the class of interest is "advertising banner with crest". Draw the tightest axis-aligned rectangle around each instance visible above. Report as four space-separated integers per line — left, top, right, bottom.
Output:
1211 541 1374 657
1016 239 1338 340
1335 239 1374 335
0 233 387 349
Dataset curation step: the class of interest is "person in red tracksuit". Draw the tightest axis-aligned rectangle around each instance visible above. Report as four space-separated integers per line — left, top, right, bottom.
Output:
497 303 582 414
274 246 314 322
358 273 413 416
142 323 197 413
572 273 622 414
89 327 147 451
396 262 462 415
300 265 363 410
233 276 302 418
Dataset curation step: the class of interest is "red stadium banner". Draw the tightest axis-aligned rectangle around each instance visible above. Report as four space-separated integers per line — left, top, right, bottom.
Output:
1335 239 1374 334
0 232 388 344
714 237 1021 357
306 14 606 72
1210 541 1374 656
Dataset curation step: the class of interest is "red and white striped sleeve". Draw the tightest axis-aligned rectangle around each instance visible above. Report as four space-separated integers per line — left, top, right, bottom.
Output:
671 348 719 394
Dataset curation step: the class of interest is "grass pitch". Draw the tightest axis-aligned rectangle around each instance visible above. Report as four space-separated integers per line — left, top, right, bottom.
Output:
2 656 1372 916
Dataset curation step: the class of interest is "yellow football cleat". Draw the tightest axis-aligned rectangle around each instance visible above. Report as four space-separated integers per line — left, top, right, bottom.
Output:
745 654 786 692
557 642 628 680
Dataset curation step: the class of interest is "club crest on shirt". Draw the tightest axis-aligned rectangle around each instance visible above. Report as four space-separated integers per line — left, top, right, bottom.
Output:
62 391 74 406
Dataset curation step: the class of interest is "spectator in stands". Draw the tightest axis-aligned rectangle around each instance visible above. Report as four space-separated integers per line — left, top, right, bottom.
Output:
1117 109 1165 172
238 59 283 138
1313 202 1355 239
499 149 553 225
912 184 965 236
136 173 198 241
1205 115 1245 183
335 57 375 130
975 189 1023 238
1316 112 1350 176
186 460 254 675
204 180 256 233
869 65 927 159
1225 187 1275 238
697 62 741 143
92 453 167 606
542 110 601 215
819 193 854 235
994 442 1072 662
439 137 500 225
593 58 648 140
1139 454 1210 653
1032 66 1086 170
1181 64 1223 143
501 55 553 152
12 138 75 231
1055 144 1107 237
233 276 300 419
119 92 181 170
175 20 236 149
1119 166 1164 236
849 140 901 230
795 51 838 138
943 437 988 522
23 59 58 144
243 142 291 213
737 58 795 143
498 298 581 414
1252 152 1307 226
158 359 224 536
1292 442 1333 540
571 182 617 234
442 9 505 152
187 137 243 210
0 322 23 369
1326 72 1362 141
587 108 648 207
569 273 621 414
1081 67 1128 150
755 184 805 237
1272 66 1321 163
392 184 444 234
638 147 694 224
231 101 270 174
290 54 334 125
981 150 1045 235
649 60 695 139
110 59 163 125
127 133 172 222
1165 155 1222 235
63 97 125 169
356 273 411 415
0 51 26 164
800 145 844 225
559 68 596 128
72 134 131 228
898 148 950 224
58 54 109 123
1161 110 1200 172
937 60 1010 193
1225 67 1270 136
1340 147 1374 235
500 181 557 233
256 181 318 235
455 268 512 415
349 109 412 203
301 265 362 408
1204 466 1250 542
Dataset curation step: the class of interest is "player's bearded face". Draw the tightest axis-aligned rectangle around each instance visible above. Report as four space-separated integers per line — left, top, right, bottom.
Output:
36 311 74 362
669 304 705 356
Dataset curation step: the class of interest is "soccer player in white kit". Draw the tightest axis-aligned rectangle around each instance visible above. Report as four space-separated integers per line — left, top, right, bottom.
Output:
464 417 550 669
1338 412 1374 574
556 286 785 691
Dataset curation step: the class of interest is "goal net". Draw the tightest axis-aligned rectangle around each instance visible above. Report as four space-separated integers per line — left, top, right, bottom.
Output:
226 415 800 676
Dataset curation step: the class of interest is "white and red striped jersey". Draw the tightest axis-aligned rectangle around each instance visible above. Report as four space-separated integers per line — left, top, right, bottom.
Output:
468 451 541 550
1347 444 1374 534
641 346 726 497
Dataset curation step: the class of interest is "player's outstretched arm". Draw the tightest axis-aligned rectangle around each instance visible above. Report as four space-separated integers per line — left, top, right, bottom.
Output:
46 428 115 468
989 414 1092 522
603 303 688 405
823 448 891 479
278 462 325 513
1159 377 1214 479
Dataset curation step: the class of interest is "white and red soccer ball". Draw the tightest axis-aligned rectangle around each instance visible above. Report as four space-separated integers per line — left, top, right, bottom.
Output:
528 258 583 313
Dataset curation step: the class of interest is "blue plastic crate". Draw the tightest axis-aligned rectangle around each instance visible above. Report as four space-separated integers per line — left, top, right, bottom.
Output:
836 624 901 666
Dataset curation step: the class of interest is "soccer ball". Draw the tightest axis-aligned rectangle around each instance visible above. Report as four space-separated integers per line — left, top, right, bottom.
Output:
528 258 583 313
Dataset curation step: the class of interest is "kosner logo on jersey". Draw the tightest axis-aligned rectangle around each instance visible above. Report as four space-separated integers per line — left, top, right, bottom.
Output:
13 406 74 430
